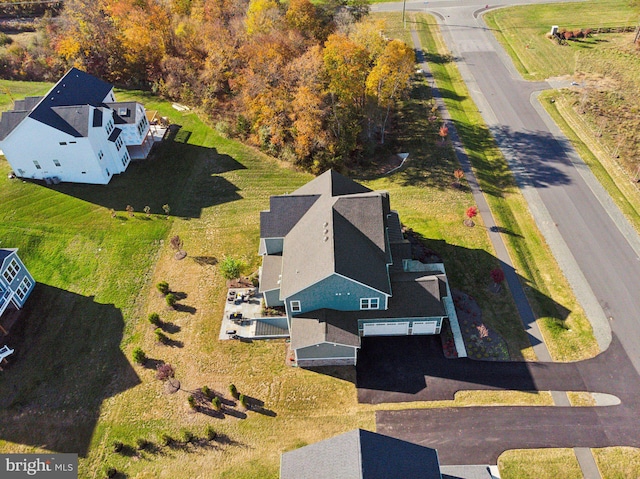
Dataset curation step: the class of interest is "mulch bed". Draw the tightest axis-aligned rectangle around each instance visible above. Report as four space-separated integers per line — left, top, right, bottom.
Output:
452 290 509 361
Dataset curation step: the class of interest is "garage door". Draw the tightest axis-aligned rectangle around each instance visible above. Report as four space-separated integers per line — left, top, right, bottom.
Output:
362 322 410 336
412 321 438 335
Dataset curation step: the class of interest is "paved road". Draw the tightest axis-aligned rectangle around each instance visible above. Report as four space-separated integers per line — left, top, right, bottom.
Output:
369 0 640 465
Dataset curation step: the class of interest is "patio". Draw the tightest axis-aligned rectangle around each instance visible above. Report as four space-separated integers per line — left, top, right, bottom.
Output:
218 288 288 341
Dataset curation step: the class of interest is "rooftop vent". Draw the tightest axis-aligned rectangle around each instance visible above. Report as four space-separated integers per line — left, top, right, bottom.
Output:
118 107 129 117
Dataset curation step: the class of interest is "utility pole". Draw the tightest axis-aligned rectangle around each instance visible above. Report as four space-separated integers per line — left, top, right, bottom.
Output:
402 0 407 29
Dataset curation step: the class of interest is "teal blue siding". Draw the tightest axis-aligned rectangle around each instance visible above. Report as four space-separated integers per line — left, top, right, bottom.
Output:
296 343 357 360
289 274 386 315
263 289 284 307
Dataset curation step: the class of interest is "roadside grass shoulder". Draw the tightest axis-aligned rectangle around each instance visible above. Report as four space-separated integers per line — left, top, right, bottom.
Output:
407 13 598 361
499 448 583 479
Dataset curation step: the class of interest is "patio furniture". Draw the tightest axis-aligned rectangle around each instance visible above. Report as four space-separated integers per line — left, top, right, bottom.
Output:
230 312 243 322
0 345 14 370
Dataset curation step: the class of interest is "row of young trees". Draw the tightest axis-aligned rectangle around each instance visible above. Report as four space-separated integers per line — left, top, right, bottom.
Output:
2 0 416 172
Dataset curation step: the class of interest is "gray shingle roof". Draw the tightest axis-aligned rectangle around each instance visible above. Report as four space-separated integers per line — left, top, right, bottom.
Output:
0 248 17 269
0 68 113 141
290 310 361 349
51 105 92 137
106 101 141 125
278 190 392 299
292 169 372 197
260 194 319 238
280 429 442 479
259 254 282 293
0 110 30 141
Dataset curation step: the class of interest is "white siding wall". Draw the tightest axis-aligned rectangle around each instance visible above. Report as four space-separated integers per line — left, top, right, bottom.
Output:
2 118 109 184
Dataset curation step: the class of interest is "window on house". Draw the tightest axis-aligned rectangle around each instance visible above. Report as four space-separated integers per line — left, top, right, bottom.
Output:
106 168 110 177
53 159 61 167
3 259 21 283
290 300 301 313
360 298 380 310
115 136 123 151
17 169 24 176
33 160 41 170
105 119 114 135
59 142 67 146
69 141 76 144
98 150 104 160
15 276 32 300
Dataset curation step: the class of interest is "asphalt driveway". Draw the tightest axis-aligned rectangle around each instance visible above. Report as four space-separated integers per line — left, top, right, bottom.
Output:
357 335 640 464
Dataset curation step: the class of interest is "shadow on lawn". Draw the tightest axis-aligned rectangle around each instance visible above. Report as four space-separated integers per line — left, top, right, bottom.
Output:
0 284 140 456
39 125 245 219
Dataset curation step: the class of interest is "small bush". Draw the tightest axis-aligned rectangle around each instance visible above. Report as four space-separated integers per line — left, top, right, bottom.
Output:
0 33 13 47
160 433 174 446
148 313 160 325
229 383 238 399
215 120 231 137
155 363 175 381
132 347 146 364
239 394 248 409
165 293 177 308
220 256 245 280
157 281 170 295
106 467 118 479
202 385 212 399
205 425 217 440
211 396 222 411
182 429 195 443
112 441 124 453
187 395 196 409
155 328 168 344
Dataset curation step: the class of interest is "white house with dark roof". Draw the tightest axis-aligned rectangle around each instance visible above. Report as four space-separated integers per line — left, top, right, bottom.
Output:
0 248 35 335
0 68 152 185
258 170 462 367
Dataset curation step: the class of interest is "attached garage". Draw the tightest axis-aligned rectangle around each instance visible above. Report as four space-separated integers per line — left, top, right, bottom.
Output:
411 320 440 335
362 321 410 336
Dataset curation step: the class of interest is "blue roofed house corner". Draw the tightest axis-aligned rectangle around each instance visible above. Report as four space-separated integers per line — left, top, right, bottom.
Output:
0 248 35 336
0 68 153 185
258 170 464 367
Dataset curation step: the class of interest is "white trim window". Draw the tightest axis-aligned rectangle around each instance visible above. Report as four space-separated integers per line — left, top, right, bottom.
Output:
290 300 301 313
15 276 32 300
360 298 380 310
3 259 21 283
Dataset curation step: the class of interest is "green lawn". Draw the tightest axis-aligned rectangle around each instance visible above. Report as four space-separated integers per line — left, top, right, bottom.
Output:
484 0 640 81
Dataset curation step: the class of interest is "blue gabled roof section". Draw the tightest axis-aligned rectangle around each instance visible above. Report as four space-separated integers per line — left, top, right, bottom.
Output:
27 68 113 137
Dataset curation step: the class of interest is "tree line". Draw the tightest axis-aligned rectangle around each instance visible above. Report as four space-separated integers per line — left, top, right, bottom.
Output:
1 0 416 172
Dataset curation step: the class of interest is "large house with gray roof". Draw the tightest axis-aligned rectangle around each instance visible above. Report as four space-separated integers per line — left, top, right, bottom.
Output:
280 428 442 479
259 170 456 367
0 68 152 184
